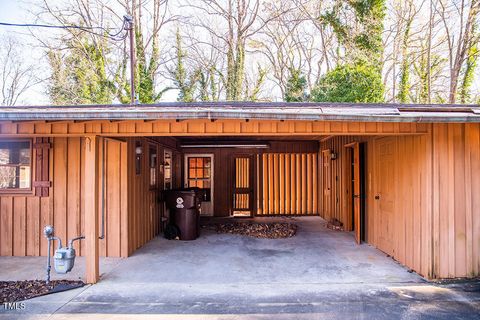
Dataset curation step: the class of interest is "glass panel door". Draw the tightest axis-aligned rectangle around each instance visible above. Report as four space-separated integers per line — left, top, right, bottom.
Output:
184 154 214 216
164 150 172 190
186 156 211 201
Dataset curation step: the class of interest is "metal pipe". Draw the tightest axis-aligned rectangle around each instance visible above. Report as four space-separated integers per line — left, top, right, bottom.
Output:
125 14 135 105
53 236 62 249
68 236 85 249
99 137 105 240
46 238 51 284
45 235 61 284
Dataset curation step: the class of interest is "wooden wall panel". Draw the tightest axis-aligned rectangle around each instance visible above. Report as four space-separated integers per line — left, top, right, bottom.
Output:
329 135 432 277
1 120 430 137
257 153 318 215
431 123 480 278
126 138 173 255
26 197 40 256
320 126 480 279
0 137 128 258
67 138 81 256
0 197 13 255
319 136 367 229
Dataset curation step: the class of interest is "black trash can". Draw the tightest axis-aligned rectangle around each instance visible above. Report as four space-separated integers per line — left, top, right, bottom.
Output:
165 189 201 240
183 187 205 236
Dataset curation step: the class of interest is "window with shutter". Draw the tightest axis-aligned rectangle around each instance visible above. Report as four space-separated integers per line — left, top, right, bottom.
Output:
0 140 32 192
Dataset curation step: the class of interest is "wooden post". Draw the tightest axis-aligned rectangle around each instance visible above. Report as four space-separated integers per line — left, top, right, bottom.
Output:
84 136 99 283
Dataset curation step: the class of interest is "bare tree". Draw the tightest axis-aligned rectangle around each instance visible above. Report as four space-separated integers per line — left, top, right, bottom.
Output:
0 36 37 106
32 0 176 103
183 0 284 100
437 0 480 103
253 1 304 97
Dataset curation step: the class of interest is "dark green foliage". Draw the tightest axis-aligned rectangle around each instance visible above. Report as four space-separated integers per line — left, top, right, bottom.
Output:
311 63 384 103
285 68 307 102
320 0 386 67
351 0 385 61
315 0 386 103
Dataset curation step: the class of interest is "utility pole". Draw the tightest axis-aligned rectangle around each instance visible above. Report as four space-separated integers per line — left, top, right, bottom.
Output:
124 15 135 104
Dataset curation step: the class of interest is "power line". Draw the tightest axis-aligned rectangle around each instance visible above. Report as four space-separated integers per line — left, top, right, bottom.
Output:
0 19 128 41
1 15 136 104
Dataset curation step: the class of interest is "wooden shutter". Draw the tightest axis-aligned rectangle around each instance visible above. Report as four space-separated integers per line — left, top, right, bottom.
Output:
33 138 51 197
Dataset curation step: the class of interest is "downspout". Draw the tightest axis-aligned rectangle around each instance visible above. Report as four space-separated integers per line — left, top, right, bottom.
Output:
98 137 125 240
99 137 105 240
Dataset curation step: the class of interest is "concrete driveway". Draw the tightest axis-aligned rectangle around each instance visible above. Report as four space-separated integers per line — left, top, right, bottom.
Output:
1 217 479 319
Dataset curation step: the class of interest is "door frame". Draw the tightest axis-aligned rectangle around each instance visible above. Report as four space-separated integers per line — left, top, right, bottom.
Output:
232 154 255 217
345 142 362 244
373 137 397 255
321 149 332 221
184 153 214 216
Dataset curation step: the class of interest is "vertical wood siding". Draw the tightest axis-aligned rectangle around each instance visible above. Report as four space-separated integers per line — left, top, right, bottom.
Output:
366 135 432 278
2 125 479 279
126 137 177 255
321 135 432 277
0 137 128 257
257 153 319 215
319 136 366 230
432 123 480 278
320 125 480 279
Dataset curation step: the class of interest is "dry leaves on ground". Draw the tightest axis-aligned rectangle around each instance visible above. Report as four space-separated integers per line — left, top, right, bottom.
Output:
0 280 84 303
214 222 297 239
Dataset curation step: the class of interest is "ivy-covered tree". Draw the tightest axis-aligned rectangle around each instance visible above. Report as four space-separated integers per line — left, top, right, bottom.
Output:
311 63 384 103
284 68 307 102
413 50 445 104
172 29 198 102
114 17 171 104
321 0 386 67
315 0 386 103
48 35 112 105
459 44 479 104
397 17 414 103
245 65 267 101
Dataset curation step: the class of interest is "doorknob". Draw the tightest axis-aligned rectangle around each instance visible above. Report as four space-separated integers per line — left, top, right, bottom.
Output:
375 195 380 200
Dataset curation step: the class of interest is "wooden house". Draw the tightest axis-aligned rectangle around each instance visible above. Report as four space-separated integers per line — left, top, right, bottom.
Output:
0 102 479 283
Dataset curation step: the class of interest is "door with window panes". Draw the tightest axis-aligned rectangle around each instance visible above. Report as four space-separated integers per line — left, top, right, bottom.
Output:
184 154 213 216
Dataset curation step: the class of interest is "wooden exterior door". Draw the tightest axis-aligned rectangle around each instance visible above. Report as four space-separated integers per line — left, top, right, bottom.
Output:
346 142 361 244
148 144 159 233
375 137 396 255
184 154 214 216
322 150 332 220
233 155 254 216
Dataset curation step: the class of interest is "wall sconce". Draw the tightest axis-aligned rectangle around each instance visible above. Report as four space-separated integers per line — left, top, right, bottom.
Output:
331 152 338 160
135 142 142 175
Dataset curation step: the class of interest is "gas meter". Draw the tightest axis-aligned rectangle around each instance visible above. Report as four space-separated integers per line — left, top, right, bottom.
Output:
43 225 84 283
54 247 76 274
